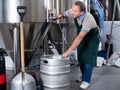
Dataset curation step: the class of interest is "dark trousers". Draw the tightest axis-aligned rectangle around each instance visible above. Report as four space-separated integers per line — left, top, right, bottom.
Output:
79 63 94 83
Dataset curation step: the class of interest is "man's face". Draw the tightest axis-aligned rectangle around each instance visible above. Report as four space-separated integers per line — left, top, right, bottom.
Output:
72 4 83 18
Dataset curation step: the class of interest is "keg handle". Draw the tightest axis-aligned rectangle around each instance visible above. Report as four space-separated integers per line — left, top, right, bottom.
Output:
41 60 48 64
17 6 26 21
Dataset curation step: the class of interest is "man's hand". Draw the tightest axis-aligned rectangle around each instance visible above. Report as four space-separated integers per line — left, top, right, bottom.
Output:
57 12 64 19
62 52 69 58
61 49 72 58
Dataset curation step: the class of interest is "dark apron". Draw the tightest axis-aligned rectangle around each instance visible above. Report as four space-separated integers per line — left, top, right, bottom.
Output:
74 18 100 66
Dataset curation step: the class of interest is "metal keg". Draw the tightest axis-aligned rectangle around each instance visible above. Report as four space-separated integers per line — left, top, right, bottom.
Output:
40 55 70 90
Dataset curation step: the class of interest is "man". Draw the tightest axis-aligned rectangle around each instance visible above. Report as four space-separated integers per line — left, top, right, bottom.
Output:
58 1 100 89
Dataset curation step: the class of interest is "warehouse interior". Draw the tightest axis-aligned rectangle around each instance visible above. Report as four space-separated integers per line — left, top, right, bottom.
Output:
0 0 120 90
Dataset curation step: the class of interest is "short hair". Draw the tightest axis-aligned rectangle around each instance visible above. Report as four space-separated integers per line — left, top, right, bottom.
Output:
74 1 86 12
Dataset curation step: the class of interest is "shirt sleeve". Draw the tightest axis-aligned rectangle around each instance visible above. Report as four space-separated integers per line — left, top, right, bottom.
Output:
63 9 73 17
81 13 97 32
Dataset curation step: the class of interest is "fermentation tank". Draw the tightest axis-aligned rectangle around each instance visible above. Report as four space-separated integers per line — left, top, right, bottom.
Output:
1 0 89 53
3 0 52 23
1 0 91 63
0 0 91 66
3 0 75 23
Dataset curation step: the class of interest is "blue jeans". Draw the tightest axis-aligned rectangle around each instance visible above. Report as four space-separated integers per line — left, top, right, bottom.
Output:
79 64 94 83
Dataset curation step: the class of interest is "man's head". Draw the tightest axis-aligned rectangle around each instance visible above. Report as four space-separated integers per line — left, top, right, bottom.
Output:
72 1 86 18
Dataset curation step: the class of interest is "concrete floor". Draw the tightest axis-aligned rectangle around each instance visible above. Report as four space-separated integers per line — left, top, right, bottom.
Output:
6 65 120 90
70 65 120 90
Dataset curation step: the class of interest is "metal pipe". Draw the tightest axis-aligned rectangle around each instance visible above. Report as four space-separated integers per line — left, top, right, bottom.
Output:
43 35 49 55
110 0 117 35
62 27 67 53
84 0 88 12
83 0 89 11
106 0 117 61
56 0 59 15
88 0 91 12
105 0 109 20
56 0 59 23
52 0 55 17
13 24 20 74
52 0 55 11
35 23 52 49
58 24 70 48
45 0 49 22
0 0 3 23
116 0 120 16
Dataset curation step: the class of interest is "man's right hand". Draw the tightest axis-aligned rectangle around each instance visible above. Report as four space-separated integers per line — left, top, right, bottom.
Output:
57 12 64 19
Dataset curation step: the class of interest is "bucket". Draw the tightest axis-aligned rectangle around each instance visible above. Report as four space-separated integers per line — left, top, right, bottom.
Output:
40 55 70 90
97 57 104 67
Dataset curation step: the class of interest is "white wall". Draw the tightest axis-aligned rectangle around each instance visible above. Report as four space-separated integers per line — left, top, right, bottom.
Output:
102 21 120 52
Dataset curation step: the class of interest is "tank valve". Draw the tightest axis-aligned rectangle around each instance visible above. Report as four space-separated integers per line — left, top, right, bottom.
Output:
48 9 58 22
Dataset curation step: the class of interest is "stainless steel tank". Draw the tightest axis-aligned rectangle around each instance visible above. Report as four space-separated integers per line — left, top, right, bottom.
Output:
11 72 36 90
1 0 77 62
40 55 70 90
0 0 3 23
2 0 87 23
3 0 53 23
